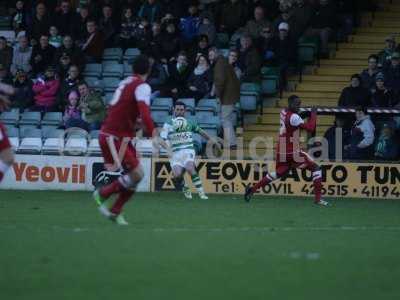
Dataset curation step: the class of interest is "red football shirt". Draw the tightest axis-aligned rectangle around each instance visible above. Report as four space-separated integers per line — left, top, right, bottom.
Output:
101 76 152 138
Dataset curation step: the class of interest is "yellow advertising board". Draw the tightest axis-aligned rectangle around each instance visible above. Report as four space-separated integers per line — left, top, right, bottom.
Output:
152 159 400 199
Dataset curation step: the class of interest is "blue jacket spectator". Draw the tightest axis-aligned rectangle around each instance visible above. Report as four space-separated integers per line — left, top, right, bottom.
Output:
180 5 200 43
138 0 162 24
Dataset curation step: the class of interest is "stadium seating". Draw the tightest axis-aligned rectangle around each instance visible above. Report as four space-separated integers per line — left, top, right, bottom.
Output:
84 76 104 92
5 126 19 150
135 139 154 156
123 48 141 63
64 129 88 156
151 97 173 112
87 131 101 156
151 109 170 127
102 48 123 62
102 63 124 78
196 98 219 115
0 110 19 125
123 62 132 78
19 112 41 126
83 63 103 78
42 112 63 127
42 129 65 155
103 77 121 93
18 128 42 154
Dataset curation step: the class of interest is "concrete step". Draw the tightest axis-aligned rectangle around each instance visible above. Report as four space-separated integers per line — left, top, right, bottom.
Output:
282 91 340 99
320 59 365 67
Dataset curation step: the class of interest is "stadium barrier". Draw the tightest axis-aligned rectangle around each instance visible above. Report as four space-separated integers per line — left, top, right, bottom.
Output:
0 155 151 192
152 159 400 200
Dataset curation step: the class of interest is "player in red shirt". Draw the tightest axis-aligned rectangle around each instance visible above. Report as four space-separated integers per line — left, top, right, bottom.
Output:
0 83 15 184
93 55 155 225
244 95 329 206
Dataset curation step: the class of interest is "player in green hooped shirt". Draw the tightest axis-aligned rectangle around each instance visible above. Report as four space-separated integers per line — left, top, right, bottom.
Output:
159 101 221 199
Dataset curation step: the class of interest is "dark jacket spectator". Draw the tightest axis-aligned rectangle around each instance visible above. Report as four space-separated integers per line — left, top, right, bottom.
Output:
0 37 13 71
54 36 85 69
159 22 181 62
72 5 90 41
324 118 351 160
377 36 397 66
360 54 380 91
220 0 247 36
244 6 271 40
0 65 13 85
147 22 163 60
338 74 370 108
189 35 210 64
212 53 240 105
198 12 216 45
138 0 162 24
57 65 82 111
30 35 56 75
11 69 33 111
382 52 400 93
11 0 28 33
99 5 118 48
81 20 105 63
147 56 167 91
55 0 75 36
185 54 212 101
119 7 137 50
28 2 52 44
371 73 398 108
291 0 314 40
237 35 262 82
31 66 60 112
164 52 191 99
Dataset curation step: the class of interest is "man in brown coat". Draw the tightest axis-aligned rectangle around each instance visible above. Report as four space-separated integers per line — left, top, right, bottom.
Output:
209 47 240 149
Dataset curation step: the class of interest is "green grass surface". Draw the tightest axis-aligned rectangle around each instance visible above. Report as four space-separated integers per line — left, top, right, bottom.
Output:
1 191 400 300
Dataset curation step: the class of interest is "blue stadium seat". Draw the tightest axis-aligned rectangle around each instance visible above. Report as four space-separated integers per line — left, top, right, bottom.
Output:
42 112 63 127
102 48 123 61
102 63 124 78
84 76 104 92
123 62 132 77
0 110 19 125
83 63 102 78
123 48 141 63
179 98 196 114
240 92 259 111
152 98 173 112
19 111 41 126
151 109 170 127
103 77 120 93
196 98 219 115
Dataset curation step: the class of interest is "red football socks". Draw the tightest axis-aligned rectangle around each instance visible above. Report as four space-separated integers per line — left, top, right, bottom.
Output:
100 180 125 199
251 173 275 193
111 190 134 215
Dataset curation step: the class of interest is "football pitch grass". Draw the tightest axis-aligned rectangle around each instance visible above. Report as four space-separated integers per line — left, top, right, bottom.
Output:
1 191 400 300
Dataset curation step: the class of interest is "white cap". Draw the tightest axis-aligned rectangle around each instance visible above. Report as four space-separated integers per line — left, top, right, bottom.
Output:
278 22 289 31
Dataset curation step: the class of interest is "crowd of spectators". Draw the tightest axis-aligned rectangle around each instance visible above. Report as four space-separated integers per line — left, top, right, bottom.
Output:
0 0 396 160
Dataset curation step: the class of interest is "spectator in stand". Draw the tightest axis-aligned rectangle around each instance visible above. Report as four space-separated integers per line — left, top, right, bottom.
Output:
336 0 356 41
263 22 296 89
132 18 151 52
11 69 33 112
272 4 295 36
374 123 399 161
360 54 380 92
99 5 118 48
209 48 240 149
0 65 13 85
56 53 73 80
31 66 60 112
78 81 106 131
338 74 370 108
180 4 201 48
189 34 210 63
163 51 191 100
54 36 85 69
305 0 336 58
57 65 82 110
371 73 397 108
12 0 27 34
121 0 141 14
119 7 137 51
291 0 313 41
198 11 216 46
28 2 52 46
220 0 247 37
324 117 351 160
10 35 32 76
30 35 56 75
344 107 375 160
377 36 397 66
185 54 212 102
258 24 274 53
72 5 90 41
244 6 271 40
147 21 163 61
147 55 167 94
55 0 75 36
382 52 400 94
63 90 85 129
138 0 162 24
0 37 13 72
81 20 105 63
237 34 262 83
49 26 63 48
228 48 242 80
159 21 181 63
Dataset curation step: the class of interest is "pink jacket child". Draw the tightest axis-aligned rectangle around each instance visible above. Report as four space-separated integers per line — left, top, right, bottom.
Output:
32 67 60 109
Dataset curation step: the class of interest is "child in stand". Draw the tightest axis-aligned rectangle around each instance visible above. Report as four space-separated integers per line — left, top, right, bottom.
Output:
64 90 84 129
49 26 63 48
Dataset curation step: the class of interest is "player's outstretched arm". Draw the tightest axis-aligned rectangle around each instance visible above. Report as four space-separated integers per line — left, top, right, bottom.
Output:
199 128 222 152
137 101 155 137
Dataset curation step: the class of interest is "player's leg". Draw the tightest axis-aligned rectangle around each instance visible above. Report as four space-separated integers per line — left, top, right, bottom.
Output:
174 165 192 199
296 151 329 206
186 161 207 199
0 124 14 183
